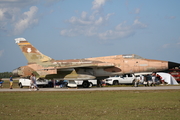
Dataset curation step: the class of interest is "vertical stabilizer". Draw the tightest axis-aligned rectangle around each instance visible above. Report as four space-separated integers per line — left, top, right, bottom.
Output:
15 38 52 64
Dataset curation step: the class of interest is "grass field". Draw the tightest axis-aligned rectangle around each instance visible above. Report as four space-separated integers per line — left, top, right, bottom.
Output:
0 80 180 120
0 90 180 120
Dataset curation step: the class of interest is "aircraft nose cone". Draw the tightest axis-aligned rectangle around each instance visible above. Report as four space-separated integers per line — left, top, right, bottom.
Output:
168 61 180 69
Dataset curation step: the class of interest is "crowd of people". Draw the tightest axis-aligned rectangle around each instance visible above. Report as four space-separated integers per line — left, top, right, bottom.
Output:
134 72 164 87
0 73 40 90
0 72 166 89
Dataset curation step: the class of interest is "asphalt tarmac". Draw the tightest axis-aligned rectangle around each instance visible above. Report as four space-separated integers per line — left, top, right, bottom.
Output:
0 85 180 92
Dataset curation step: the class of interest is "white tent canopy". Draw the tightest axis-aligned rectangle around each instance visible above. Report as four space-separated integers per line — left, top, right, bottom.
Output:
157 72 179 85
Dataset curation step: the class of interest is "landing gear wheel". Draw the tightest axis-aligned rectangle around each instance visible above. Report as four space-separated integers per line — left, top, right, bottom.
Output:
82 81 90 88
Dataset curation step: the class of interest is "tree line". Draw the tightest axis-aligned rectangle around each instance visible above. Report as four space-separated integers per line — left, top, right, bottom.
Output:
0 72 13 78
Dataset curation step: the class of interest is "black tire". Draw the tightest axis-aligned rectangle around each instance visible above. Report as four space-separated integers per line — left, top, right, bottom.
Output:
113 80 119 85
82 81 90 88
19 83 23 88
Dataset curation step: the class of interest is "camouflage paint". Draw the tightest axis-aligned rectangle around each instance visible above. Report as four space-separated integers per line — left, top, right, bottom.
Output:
12 38 179 80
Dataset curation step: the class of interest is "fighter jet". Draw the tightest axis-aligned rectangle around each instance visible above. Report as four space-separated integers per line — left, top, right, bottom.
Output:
13 38 180 87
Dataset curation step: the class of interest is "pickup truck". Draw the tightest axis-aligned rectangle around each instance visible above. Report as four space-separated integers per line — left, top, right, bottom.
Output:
105 74 136 85
18 78 49 88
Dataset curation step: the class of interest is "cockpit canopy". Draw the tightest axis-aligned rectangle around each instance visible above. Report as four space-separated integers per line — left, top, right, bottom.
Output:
122 54 144 59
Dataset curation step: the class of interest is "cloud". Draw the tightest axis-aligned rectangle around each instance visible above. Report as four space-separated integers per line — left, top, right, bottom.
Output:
92 0 107 10
60 0 115 38
13 6 38 35
98 29 134 40
162 44 170 49
60 8 113 37
98 21 134 40
0 0 60 36
133 19 147 28
135 8 140 14
0 0 39 35
60 24 98 37
0 50 4 57
0 0 39 8
60 0 147 40
161 38 180 49
68 15 92 25
61 16 147 40
81 11 87 19
165 16 176 19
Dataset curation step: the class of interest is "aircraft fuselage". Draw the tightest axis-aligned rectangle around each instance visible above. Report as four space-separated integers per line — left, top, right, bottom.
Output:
12 38 180 80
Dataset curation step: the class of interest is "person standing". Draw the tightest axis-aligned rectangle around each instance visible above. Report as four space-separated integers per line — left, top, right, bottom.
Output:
152 72 156 86
9 75 13 89
143 75 148 87
0 78 4 88
156 74 164 85
147 74 153 87
29 74 34 90
30 73 39 91
133 75 139 87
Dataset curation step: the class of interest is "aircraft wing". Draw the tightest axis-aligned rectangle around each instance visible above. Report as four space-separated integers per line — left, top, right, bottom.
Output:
39 62 115 71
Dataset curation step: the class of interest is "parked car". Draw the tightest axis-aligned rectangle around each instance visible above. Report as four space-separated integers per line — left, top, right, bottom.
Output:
53 80 97 88
106 74 136 85
75 80 97 88
18 77 49 88
67 80 77 88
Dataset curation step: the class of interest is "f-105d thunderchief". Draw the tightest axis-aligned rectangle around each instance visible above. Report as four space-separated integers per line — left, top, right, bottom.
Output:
13 38 180 87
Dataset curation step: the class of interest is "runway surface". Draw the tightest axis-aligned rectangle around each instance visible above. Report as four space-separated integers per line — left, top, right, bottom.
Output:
0 85 180 92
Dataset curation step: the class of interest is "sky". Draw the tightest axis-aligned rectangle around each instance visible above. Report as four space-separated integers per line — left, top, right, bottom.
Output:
0 0 180 72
